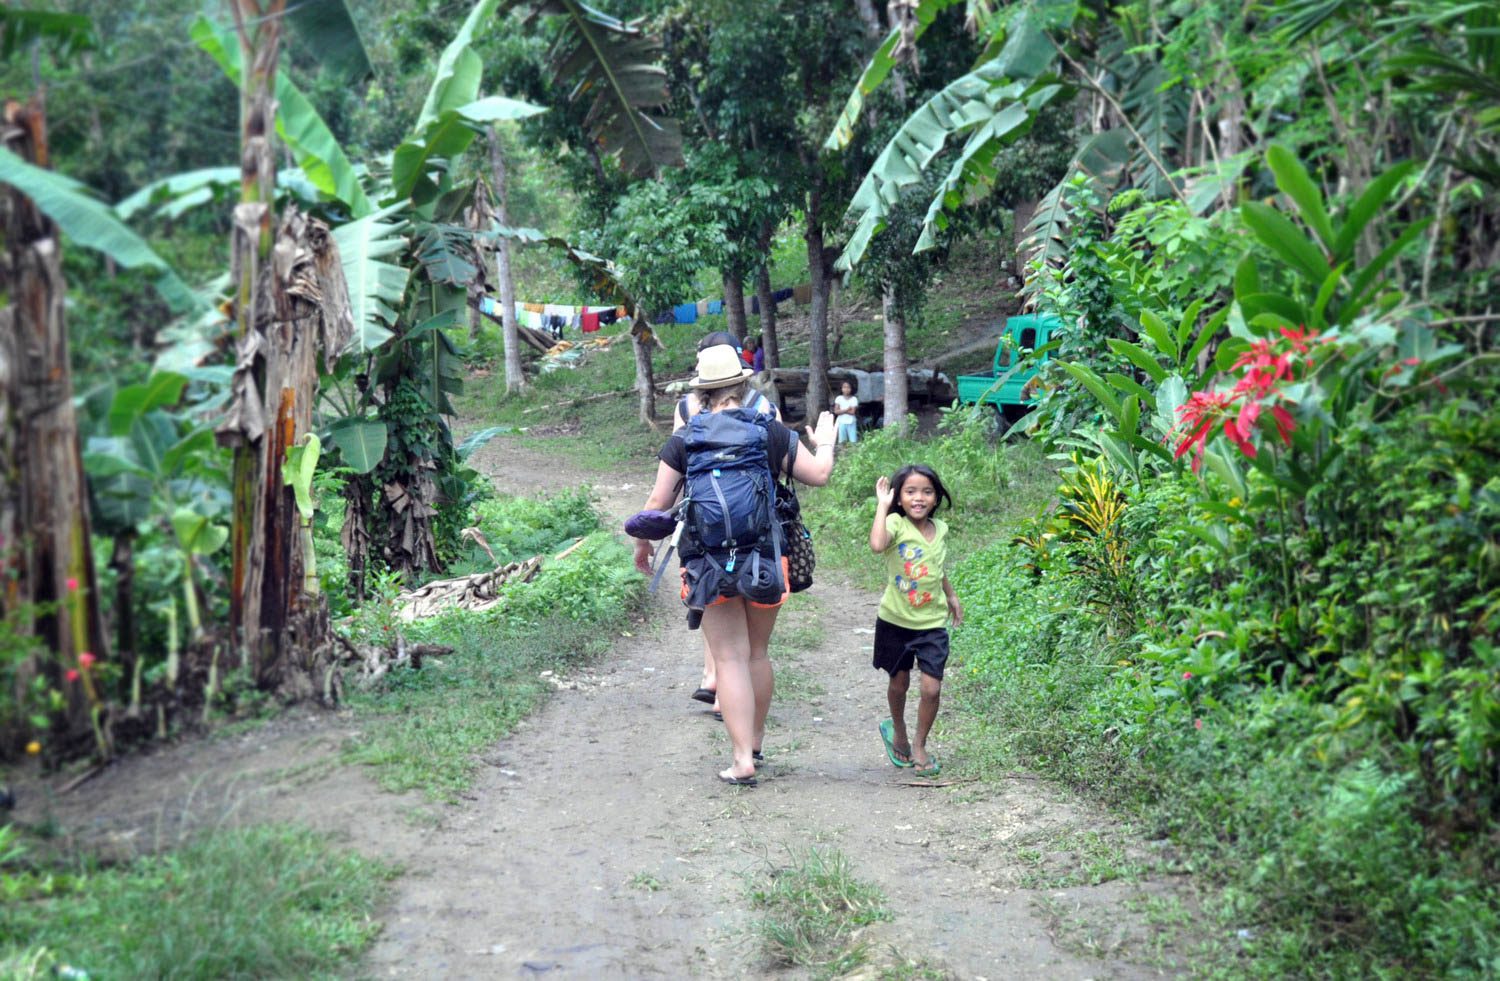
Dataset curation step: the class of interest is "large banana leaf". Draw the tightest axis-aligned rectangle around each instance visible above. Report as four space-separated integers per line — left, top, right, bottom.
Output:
333 204 410 355
520 0 683 178
1018 128 1131 268
191 16 372 217
915 83 1062 252
836 2 1067 269
414 0 501 131
116 166 325 222
824 0 965 151
392 96 545 205
284 0 371 83
0 7 95 60
0 145 201 311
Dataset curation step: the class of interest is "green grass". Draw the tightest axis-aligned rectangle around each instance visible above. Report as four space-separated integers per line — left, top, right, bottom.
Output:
747 847 892 976
342 611 634 803
0 825 392 979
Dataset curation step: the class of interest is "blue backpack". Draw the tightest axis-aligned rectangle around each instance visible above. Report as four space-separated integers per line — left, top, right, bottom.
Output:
680 409 785 594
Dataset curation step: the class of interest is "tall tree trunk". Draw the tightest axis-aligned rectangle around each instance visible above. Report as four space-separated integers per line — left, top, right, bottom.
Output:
755 261 779 370
218 1 341 694
489 127 525 393
805 182 833 423
882 287 910 435
722 270 747 341
631 316 657 426
0 96 112 754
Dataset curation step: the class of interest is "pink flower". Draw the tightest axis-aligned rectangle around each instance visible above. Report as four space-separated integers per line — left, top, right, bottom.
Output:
65 669 80 683
78 652 97 669
1194 718 1204 730
65 577 79 592
1182 671 1194 680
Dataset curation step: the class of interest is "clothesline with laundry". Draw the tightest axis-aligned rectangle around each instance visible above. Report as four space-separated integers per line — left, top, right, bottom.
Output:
479 282 814 336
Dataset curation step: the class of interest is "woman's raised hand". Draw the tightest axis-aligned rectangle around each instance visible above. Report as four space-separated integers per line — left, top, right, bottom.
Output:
875 475 895 507
809 411 836 448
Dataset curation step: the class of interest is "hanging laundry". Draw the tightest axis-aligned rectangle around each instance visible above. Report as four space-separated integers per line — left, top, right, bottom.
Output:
772 287 794 304
672 303 698 324
582 311 601 333
654 309 673 325
524 302 544 314
480 296 496 316
708 299 724 315
696 298 710 317
598 308 620 326
793 283 813 305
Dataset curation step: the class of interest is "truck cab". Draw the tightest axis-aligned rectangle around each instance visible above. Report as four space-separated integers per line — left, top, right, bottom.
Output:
955 313 1060 423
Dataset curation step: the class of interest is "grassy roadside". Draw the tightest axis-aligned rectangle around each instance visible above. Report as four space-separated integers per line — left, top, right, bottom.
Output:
0 824 394 979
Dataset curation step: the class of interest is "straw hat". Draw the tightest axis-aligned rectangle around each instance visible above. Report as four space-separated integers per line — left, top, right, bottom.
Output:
689 343 754 389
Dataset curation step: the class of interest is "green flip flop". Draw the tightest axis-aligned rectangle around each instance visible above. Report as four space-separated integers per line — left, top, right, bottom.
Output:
912 756 942 778
878 719 914 768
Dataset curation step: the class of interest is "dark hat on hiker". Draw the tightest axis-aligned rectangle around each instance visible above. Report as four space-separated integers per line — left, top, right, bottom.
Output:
689 344 754 389
697 330 740 353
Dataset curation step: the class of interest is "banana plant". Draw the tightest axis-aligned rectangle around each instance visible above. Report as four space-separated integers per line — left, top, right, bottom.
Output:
283 435 322 598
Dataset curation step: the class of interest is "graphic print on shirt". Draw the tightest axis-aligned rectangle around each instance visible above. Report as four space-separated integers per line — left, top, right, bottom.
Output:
893 541 934 607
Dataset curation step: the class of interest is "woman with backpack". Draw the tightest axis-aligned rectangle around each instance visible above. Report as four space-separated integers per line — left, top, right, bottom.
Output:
634 344 837 785
676 333 781 717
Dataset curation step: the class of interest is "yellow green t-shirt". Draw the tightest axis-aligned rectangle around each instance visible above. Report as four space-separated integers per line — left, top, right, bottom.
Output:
877 513 949 630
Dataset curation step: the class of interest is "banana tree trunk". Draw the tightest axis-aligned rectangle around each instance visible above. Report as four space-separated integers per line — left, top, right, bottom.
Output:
882 287 910 436
0 96 111 753
218 0 343 694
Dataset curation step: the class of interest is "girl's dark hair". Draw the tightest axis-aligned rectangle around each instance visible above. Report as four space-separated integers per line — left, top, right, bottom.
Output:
889 464 953 518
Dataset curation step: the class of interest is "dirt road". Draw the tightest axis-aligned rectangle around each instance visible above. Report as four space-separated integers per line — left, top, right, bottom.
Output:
20 438 1184 978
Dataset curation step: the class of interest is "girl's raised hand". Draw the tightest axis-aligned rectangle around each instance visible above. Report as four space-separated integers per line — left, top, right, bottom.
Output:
875 475 895 507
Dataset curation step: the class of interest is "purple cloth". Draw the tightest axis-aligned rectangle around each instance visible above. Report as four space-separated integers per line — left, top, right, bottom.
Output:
624 509 678 540
753 349 765 372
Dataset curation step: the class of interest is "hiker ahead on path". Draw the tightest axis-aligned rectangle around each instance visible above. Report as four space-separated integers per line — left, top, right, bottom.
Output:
634 344 837 785
676 332 780 717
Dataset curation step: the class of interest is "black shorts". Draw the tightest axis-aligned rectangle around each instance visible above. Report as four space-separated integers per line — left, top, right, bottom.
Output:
872 617 949 680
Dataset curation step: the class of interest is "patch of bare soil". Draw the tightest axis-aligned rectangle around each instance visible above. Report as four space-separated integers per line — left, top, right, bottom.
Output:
13 436 1194 978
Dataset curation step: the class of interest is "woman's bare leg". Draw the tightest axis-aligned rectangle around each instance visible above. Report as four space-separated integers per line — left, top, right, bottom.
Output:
746 604 781 752
701 600 755 779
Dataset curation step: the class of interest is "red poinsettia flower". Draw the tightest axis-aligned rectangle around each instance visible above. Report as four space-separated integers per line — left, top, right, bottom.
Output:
1272 406 1296 446
1279 325 1313 353
1174 390 1237 472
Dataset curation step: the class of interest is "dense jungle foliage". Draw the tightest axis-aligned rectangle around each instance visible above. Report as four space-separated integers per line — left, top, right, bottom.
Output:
2 0 1497 975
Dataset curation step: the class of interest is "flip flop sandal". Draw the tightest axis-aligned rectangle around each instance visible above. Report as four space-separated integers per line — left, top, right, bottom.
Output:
879 719 915 768
691 687 716 705
912 757 942 778
718 773 758 787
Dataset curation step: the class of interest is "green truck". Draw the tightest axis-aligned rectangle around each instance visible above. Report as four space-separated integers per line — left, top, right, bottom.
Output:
955 313 1061 424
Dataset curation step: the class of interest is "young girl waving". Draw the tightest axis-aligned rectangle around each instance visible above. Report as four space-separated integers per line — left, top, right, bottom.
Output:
869 465 963 777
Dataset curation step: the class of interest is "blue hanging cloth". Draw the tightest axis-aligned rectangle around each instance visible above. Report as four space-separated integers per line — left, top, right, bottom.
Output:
673 303 699 324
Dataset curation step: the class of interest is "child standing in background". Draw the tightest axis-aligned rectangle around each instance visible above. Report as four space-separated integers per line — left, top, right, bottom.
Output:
833 380 860 444
869 465 962 776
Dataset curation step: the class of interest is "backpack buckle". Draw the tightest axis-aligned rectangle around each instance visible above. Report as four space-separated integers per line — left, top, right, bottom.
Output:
725 547 738 573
